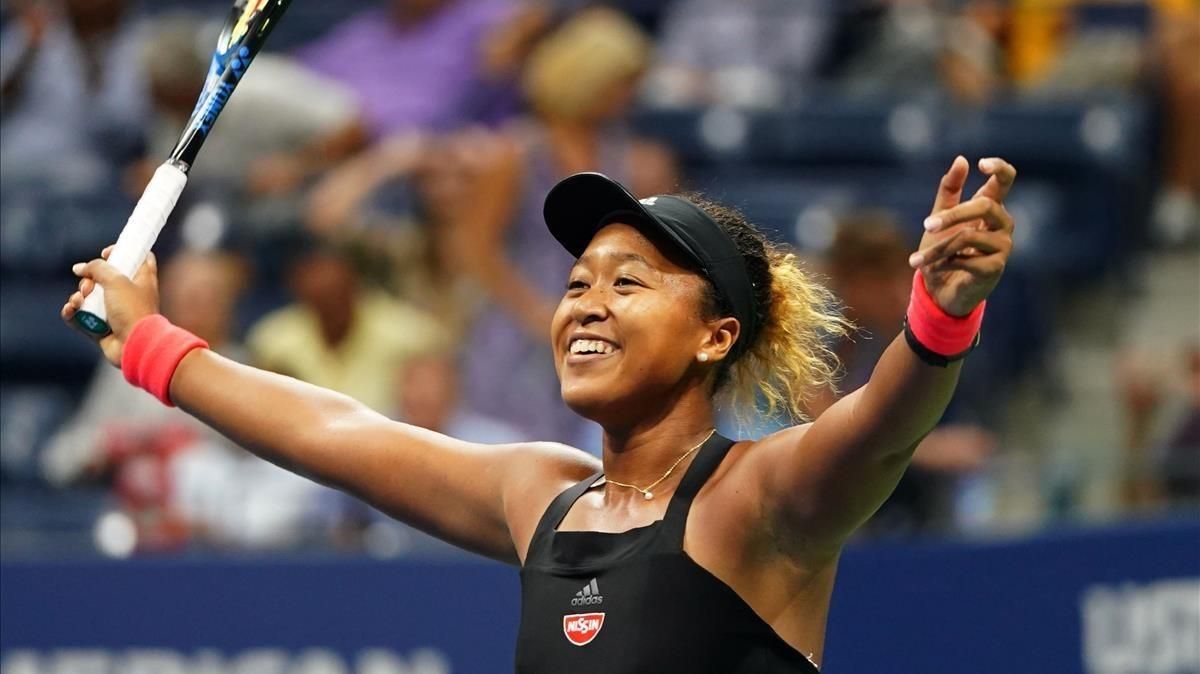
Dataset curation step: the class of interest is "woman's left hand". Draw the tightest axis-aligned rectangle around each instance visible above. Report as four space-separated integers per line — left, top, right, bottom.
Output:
910 156 1017 317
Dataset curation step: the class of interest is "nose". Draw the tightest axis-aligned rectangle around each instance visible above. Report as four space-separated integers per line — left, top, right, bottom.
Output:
570 285 610 326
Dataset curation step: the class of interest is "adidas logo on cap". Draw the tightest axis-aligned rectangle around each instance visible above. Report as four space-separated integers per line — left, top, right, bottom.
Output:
571 578 603 606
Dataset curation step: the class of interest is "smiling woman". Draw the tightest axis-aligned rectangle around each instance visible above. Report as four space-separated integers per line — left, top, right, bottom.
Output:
544 174 848 429
62 155 1017 673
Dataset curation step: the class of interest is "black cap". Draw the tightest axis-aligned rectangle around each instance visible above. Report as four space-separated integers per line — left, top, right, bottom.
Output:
544 172 759 354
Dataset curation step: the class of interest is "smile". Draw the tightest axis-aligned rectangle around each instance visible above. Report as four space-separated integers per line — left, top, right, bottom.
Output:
566 338 620 365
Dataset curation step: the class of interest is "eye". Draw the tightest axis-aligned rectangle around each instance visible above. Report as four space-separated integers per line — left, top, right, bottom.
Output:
615 276 640 287
566 279 589 292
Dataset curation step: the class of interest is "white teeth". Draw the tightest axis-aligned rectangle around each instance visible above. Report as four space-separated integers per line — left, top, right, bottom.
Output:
569 339 615 355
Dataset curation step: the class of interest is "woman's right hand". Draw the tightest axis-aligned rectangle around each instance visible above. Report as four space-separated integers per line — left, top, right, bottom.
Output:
61 246 161 367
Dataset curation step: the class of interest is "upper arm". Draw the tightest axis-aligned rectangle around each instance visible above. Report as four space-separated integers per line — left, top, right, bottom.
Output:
750 335 957 553
754 391 919 555
171 349 596 565
307 409 597 564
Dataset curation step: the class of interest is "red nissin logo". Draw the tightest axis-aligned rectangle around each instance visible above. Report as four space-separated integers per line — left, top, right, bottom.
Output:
563 612 605 646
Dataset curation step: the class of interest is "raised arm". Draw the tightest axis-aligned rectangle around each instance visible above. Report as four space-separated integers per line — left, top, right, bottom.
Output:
757 156 1017 554
445 130 558 341
61 251 596 563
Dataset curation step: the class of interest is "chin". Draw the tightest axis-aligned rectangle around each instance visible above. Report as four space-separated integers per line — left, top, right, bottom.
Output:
560 376 639 427
560 379 610 420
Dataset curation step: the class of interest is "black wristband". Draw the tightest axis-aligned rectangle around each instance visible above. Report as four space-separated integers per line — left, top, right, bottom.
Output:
902 317 980 367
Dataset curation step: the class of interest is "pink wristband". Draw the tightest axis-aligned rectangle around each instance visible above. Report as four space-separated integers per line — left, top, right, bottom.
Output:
121 314 208 407
905 271 985 357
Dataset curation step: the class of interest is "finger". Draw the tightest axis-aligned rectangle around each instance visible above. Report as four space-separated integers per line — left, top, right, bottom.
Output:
79 277 94 297
910 229 1008 268
102 245 114 259
73 258 126 286
942 252 1008 278
929 155 970 221
925 196 1013 234
972 157 1017 203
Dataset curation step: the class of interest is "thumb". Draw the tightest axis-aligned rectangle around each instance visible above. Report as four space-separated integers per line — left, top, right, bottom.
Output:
131 252 158 288
73 258 128 290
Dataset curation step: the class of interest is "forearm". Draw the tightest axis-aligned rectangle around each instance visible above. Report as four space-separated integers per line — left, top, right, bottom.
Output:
295 121 368 174
849 334 962 459
468 251 555 340
306 134 422 232
767 335 963 547
169 348 381 488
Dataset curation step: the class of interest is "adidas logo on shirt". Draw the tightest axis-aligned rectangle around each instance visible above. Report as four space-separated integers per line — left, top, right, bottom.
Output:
571 578 604 606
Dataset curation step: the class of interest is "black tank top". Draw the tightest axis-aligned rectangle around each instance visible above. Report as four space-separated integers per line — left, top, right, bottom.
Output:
515 433 820 673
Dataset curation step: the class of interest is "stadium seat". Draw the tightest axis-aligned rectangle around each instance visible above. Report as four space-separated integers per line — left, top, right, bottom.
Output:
0 283 102 385
948 98 1151 177
634 99 943 168
0 385 76 484
0 182 130 278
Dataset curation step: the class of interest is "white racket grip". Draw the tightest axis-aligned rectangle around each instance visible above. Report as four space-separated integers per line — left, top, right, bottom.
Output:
79 163 188 324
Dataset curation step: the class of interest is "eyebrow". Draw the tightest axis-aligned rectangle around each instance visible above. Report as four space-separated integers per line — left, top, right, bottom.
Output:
573 251 653 270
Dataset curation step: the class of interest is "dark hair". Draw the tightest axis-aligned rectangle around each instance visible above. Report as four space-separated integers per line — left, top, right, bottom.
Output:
826 211 911 281
681 194 850 420
681 194 772 389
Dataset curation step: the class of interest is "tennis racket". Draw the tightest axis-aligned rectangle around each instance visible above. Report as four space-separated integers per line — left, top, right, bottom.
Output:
73 0 293 337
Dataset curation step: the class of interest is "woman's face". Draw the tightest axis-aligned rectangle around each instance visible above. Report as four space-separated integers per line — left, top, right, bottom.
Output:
551 222 720 425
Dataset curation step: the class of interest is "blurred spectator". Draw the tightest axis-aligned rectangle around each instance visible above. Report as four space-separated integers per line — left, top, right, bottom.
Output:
834 1 1000 105
645 0 833 108
1005 0 1144 93
813 213 997 535
295 0 518 138
246 235 447 413
1150 0 1200 244
1003 0 1198 242
477 1 555 84
128 14 367 238
1119 343 1200 510
40 251 327 552
0 0 148 188
305 133 482 338
42 251 247 488
450 7 676 446
394 351 525 443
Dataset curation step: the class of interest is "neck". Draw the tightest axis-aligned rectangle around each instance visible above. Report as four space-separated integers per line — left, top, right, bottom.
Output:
390 3 444 28
316 303 355 347
600 389 717 492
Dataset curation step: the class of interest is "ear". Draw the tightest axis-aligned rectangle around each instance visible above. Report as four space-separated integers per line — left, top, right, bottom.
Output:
698 316 741 364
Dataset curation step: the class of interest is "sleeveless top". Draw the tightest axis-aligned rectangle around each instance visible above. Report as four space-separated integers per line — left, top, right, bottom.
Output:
515 433 821 673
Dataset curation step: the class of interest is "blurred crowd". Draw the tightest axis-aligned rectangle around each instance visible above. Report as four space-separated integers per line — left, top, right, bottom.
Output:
0 0 1196 557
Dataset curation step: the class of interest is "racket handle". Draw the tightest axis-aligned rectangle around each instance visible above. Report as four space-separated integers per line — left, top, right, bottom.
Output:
73 163 188 338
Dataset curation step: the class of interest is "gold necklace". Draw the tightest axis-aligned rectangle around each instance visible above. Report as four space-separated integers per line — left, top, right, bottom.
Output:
603 429 716 501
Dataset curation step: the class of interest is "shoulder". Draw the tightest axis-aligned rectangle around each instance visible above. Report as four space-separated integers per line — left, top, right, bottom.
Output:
360 292 448 348
750 423 816 455
246 304 311 347
239 55 359 115
295 9 383 58
726 424 818 486
500 441 599 562
506 441 600 490
698 425 816 516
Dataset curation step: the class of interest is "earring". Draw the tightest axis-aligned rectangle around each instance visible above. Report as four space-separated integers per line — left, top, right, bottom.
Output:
697 353 709 363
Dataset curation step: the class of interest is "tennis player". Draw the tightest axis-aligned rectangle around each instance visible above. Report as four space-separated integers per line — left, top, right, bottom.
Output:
63 154 1015 672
